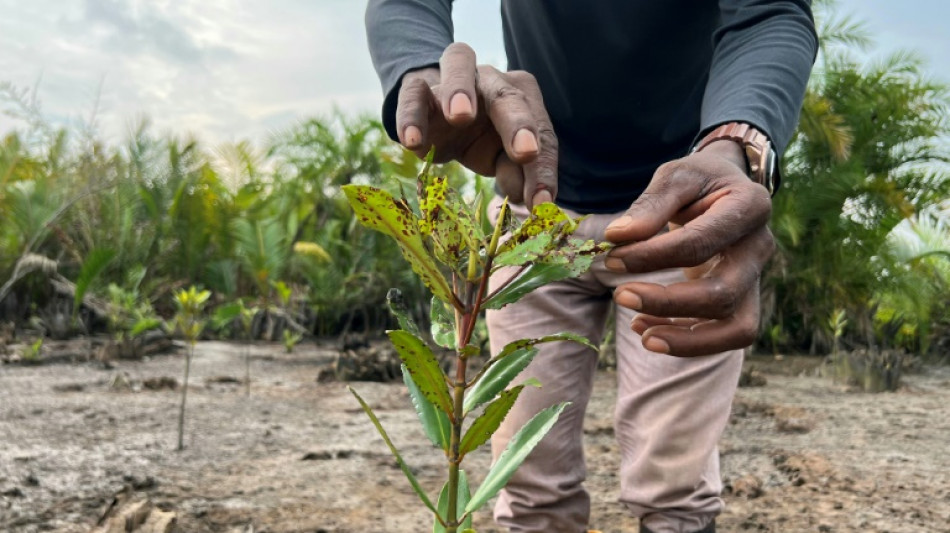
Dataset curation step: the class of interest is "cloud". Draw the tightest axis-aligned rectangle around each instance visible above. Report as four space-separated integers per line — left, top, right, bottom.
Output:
79 0 237 65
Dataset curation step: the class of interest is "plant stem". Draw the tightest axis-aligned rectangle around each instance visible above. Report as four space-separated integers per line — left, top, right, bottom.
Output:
245 344 251 398
177 342 193 451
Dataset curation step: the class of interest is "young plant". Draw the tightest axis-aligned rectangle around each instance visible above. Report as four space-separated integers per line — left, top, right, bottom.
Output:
342 153 607 532
21 337 43 362
282 328 303 353
171 286 211 451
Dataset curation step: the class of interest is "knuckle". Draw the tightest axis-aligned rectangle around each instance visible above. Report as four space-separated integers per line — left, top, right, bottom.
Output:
537 127 558 151
444 42 475 60
707 281 737 317
492 83 526 103
506 70 538 86
655 159 687 181
400 76 425 96
736 318 759 346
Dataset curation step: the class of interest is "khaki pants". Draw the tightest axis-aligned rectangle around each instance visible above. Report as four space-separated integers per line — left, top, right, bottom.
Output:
487 198 742 533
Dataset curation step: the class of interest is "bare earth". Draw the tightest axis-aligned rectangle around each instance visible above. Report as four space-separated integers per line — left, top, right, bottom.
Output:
2 341 949 532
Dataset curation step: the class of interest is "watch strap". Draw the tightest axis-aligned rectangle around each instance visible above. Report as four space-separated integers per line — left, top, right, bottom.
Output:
694 122 777 195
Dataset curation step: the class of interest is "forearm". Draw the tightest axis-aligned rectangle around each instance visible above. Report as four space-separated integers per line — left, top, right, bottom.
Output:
699 0 818 155
365 0 454 139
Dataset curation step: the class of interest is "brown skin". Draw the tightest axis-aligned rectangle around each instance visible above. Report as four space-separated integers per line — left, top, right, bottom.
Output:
395 43 775 357
605 140 775 357
396 43 557 208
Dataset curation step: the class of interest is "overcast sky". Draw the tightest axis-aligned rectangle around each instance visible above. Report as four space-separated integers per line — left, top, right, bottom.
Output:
1 0 948 147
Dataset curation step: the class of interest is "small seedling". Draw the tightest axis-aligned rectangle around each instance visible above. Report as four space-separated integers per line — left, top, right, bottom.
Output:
21 338 43 362
171 286 211 451
343 151 608 532
282 328 303 353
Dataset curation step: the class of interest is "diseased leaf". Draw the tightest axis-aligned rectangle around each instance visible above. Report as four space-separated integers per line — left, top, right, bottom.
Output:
496 202 576 254
464 347 538 414
464 403 570 513
430 295 456 350
459 385 527 457
402 364 451 451
343 184 457 307
387 288 422 338
483 263 575 310
389 330 453 416
536 237 612 276
495 331 597 360
493 233 553 267
420 176 465 265
433 470 473 533
348 386 438 514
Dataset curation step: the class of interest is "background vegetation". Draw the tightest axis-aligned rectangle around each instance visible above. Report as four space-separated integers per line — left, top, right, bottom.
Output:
1 2 949 360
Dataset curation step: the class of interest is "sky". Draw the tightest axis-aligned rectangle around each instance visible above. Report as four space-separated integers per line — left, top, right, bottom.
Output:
1 0 948 147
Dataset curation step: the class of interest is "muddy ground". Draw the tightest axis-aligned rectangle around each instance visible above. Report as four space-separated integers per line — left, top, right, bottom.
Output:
2 340 949 532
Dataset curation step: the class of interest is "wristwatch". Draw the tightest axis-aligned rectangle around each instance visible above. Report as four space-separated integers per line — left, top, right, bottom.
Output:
693 122 778 195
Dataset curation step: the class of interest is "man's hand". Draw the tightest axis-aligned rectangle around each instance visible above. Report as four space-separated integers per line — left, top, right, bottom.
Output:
604 140 775 357
396 43 558 208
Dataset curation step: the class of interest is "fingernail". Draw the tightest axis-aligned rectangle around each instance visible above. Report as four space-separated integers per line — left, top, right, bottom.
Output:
512 129 538 157
605 257 625 272
532 189 552 206
404 125 422 147
606 215 633 232
617 290 642 310
449 92 473 119
644 337 670 354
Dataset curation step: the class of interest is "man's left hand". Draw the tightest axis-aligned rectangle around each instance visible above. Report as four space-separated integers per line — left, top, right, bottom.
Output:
604 140 775 357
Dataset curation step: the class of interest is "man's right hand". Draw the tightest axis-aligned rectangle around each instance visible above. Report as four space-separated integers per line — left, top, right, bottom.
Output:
396 43 558 208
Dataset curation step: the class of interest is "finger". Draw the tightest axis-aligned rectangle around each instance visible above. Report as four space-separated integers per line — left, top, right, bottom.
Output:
439 43 478 125
479 66 539 165
512 72 558 208
604 159 707 244
495 152 525 204
606 192 773 273
631 315 702 335
604 157 770 244
396 73 436 150
614 229 772 319
638 289 760 357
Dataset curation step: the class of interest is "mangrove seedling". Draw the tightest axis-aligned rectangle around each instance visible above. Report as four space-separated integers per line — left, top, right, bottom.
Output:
342 151 608 532
171 286 211 451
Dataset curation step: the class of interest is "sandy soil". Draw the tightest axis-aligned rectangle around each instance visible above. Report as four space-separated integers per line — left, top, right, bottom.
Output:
2 341 949 532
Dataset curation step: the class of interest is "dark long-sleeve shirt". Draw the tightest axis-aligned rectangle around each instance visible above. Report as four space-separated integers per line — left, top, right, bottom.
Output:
365 0 818 213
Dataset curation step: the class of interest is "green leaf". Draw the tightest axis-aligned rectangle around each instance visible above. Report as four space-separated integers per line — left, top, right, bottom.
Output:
464 402 570 514
493 233 553 267
388 330 453 416
211 302 242 330
460 385 528 457
483 263 574 310
74 248 116 313
348 387 438 514
464 347 538 414
343 184 457 307
402 364 451 451
387 288 422 338
433 470 473 533
430 295 456 350
130 318 163 337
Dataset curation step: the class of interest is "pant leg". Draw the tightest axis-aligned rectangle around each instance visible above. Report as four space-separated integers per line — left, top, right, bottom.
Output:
487 200 612 533
596 265 743 533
